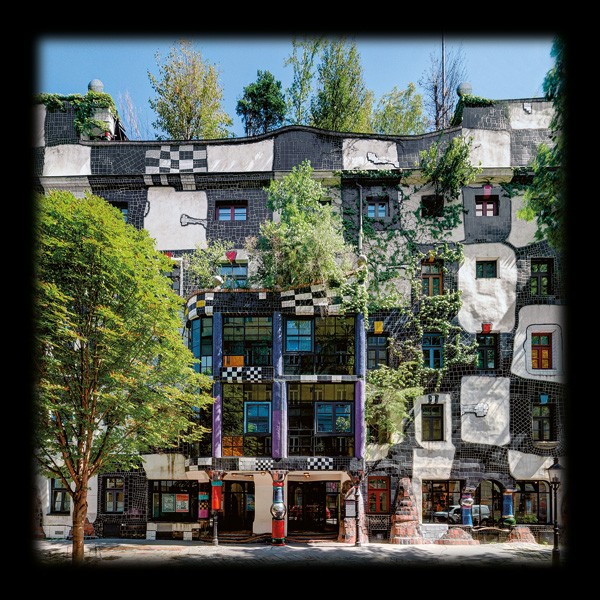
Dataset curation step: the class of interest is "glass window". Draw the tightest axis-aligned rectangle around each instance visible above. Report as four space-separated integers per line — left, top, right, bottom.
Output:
514 480 550 525
422 480 462 523
109 201 129 222
476 260 497 278
149 480 201 522
422 404 443 441
477 333 498 369
475 195 499 216
223 316 272 366
530 258 553 296
367 335 388 369
316 402 352 433
50 478 71 514
367 201 387 218
532 403 555 441
423 333 443 368
219 263 248 289
244 402 271 433
531 333 552 369
188 317 213 375
105 477 124 513
285 319 313 352
421 260 443 296
217 203 247 221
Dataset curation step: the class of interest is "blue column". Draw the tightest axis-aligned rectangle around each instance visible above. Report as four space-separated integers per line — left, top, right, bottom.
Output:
271 313 286 458
354 313 366 460
212 312 223 458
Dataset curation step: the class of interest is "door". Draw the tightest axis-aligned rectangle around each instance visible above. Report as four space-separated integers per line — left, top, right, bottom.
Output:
221 481 255 531
287 481 339 532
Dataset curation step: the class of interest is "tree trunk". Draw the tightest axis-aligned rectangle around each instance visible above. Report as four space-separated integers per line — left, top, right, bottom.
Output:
70 489 89 564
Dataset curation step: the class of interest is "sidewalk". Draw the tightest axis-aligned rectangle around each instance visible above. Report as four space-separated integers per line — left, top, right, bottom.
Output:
30 537 568 572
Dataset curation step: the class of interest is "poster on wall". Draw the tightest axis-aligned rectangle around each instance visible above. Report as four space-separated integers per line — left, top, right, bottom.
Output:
246 494 255 511
176 494 189 512
162 494 175 512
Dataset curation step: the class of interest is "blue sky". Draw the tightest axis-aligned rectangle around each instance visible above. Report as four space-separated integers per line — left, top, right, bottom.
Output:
35 34 556 139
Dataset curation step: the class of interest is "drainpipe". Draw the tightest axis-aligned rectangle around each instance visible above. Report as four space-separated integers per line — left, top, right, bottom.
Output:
356 183 363 255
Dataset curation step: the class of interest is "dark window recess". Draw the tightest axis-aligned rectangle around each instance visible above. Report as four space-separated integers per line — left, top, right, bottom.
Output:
476 260 497 278
477 334 498 369
530 258 553 295
422 404 443 441
421 195 444 218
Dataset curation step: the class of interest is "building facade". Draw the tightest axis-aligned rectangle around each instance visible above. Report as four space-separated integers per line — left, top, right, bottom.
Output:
32 82 566 544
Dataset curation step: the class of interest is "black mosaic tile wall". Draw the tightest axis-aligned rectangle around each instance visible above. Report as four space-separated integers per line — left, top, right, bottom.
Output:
462 186 512 243
395 130 460 168
510 129 553 167
88 178 149 231
273 129 343 171
461 103 510 130
91 144 149 175
43 104 80 147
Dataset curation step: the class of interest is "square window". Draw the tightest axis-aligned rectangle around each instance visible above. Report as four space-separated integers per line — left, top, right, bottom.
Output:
421 195 444 218
476 260 497 278
216 203 247 221
475 195 499 216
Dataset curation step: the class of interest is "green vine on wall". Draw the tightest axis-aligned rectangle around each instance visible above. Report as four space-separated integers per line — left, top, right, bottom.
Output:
35 91 119 138
450 94 495 127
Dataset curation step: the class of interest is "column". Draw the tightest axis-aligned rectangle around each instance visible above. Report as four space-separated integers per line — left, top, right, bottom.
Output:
270 469 288 546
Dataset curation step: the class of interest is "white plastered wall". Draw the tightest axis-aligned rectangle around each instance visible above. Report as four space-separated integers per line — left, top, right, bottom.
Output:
207 139 274 172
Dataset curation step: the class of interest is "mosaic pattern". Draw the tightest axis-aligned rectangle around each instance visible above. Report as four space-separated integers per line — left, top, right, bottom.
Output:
307 457 334 470
145 145 208 174
221 366 263 382
280 284 351 315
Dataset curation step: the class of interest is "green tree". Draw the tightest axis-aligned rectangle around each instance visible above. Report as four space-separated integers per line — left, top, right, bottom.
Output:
34 191 213 563
517 36 565 250
148 39 232 140
236 70 287 136
372 83 428 135
310 38 373 133
247 160 354 288
284 37 323 125
183 239 235 289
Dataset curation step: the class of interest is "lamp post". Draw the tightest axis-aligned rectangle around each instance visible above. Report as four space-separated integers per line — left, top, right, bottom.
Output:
547 458 563 567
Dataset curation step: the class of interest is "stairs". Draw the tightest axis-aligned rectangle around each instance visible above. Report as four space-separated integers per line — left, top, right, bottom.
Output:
200 530 338 544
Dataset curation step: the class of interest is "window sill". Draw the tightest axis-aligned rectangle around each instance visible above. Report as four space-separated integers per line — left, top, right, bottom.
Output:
532 440 559 449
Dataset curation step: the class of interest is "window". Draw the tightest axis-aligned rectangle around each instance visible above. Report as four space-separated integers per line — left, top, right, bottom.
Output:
105 477 124 513
477 333 498 369
288 383 355 456
367 335 388 369
475 195 499 216
514 481 550 525
367 476 390 514
109 201 129 222
422 480 462 523
476 260 497 278
367 198 388 218
220 263 247 288
222 384 272 457
188 317 213 374
532 403 555 441
421 195 444 218
530 258 553 296
423 333 443 368
422 404 443 441
223 316 272 366
285 319 313 352
316 402 352 433
244 402 271 433
421 260 443 296
531 333 552 370
150 480 201 522
50 479 70 514
216 203 247 221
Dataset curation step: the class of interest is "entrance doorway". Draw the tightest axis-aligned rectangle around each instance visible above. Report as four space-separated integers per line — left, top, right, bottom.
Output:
221 480 255 532
287 480 339 532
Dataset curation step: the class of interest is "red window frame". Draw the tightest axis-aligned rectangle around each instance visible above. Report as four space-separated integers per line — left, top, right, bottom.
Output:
367 476 390 514
531 333 552 370
475 196 499 216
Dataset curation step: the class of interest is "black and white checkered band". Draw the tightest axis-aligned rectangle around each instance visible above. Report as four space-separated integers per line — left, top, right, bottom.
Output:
306 457 334 470
280 284 350 315
145 145 208 174
221 366 263 382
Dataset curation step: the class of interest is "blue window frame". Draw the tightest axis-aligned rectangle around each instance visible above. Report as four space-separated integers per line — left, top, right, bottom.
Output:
244 402 271 433
315 402 353 433
423 333 444 368
220 263 248 288
285 319 313 352
189 317 213 374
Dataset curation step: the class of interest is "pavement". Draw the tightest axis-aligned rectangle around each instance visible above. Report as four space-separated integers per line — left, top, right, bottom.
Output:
29 537 572 574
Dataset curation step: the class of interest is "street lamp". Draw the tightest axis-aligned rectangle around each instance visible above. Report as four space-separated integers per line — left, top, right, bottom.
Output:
547 458 564 567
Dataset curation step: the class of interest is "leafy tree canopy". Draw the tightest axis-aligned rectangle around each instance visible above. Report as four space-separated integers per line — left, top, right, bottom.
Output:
148 39 232 140
236 70 287 136
372 83 428 135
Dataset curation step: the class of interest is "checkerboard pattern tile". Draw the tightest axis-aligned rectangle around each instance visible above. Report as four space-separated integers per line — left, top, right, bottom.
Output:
280 284 350 315
185 293 214 318
221 366 263 382
145 145 208 174
307 457 334 470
